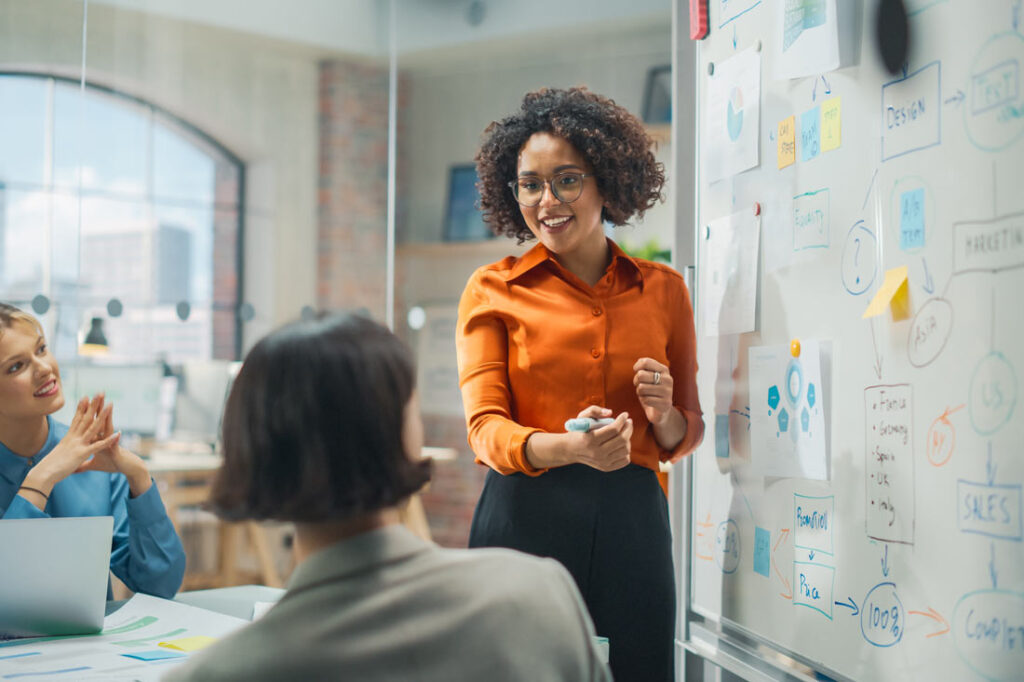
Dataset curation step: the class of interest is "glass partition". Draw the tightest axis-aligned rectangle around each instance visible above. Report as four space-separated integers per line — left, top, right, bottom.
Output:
392 0 673 547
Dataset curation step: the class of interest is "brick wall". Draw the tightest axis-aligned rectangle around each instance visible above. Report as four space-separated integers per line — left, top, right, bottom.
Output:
317 59 393 319
317 59 482 548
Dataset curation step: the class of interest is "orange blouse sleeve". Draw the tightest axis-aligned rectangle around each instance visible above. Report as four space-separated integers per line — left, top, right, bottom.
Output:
662 276 705 462
456 269 545 476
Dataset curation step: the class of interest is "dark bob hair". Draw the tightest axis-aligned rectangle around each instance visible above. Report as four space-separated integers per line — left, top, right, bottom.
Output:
475 86 665 243
208 313 431 522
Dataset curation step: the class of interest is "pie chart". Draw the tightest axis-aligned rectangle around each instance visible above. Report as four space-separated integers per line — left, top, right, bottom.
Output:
727 87 744 141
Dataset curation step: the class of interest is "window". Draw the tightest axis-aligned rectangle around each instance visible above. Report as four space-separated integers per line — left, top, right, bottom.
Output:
0 74 243 362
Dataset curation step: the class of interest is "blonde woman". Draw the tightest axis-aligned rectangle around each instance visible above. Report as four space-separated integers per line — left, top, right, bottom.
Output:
0 303 185 598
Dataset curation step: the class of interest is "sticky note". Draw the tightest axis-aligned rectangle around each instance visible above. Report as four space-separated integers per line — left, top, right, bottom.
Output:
821 96 841 151
122 649 187 662
862 265 910 320
715 414 730 458
777 116 796 168
754 527 771 577
158 636 218 652
801 107 821 162
899 188 925 250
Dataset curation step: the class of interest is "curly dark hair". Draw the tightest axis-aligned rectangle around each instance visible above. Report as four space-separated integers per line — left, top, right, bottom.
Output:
475 86 665 243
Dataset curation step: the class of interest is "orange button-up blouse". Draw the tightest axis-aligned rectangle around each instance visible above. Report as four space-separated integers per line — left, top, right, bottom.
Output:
456 239 705 476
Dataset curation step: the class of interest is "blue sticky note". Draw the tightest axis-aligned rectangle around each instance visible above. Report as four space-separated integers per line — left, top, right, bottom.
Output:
715 414 730 458
121 649 187 662
899 188 925 250
801 107 821 161
754 527 771 577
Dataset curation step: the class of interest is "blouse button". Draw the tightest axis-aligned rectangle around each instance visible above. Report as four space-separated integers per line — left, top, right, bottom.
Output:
592 306 603 316
591 348 601 358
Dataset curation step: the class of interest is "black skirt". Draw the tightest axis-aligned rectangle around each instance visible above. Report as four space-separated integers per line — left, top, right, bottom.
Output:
469 463 675 682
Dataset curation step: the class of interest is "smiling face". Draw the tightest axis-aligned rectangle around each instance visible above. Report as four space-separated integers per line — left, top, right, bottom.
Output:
516 132 607 258
0 321 64 422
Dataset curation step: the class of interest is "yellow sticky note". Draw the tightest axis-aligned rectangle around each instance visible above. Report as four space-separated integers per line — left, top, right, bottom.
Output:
862 266 910 320
821 97 842 152
777 116 796 169
158 635 218 652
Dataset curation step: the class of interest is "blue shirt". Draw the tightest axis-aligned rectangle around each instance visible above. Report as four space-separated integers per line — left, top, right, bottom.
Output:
0 417 186 599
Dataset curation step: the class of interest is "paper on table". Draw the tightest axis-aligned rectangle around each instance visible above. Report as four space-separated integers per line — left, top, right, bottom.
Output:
749 340 828 480
699 210 761 337
122 649 187 661
159 635 218 652
863 266 910 320
704 48 761 183
773 0 840 80
0 594 247 681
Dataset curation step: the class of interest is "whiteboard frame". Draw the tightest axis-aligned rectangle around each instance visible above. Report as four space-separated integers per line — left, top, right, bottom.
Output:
670 2 849 679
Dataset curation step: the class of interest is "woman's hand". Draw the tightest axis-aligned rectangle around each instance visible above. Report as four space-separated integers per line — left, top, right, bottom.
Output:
20 394 122 505
633 357 687 452
565 406 633 472
523 406 633 472
633 358 674 426
75 402 152 497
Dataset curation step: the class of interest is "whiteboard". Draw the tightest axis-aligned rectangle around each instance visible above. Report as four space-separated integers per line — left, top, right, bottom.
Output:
688 2 1024 680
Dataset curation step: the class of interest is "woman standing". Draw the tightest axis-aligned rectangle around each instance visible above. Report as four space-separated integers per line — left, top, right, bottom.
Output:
0 303 185 599
457 87 704 681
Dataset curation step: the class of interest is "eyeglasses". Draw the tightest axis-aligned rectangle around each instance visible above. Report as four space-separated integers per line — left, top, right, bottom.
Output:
508 172 592 207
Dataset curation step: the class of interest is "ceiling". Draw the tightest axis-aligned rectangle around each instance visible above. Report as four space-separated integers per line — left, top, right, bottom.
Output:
91 0 672 58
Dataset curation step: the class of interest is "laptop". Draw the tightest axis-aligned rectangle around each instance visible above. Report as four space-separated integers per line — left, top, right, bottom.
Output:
0 516 113 637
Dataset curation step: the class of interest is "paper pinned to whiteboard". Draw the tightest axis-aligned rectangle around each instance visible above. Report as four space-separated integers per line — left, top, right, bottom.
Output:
704 48 761 183
699 210 761 337
773 0 840 80
749 340 829 480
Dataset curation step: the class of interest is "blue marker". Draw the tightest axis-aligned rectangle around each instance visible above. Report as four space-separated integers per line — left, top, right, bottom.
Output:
564 417 615 432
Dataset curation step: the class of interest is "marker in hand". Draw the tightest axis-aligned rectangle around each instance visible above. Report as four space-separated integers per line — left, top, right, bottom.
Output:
564 417 615 433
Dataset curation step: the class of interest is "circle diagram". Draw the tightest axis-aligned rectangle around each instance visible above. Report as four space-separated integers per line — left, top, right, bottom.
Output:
964 32 1024 152
727 87 745 141
715 519 741 574
907 297 953 368
841 220 877 295
969 351 1017 435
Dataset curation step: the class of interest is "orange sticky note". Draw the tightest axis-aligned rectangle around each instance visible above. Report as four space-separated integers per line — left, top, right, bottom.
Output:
158 635 218 652
777 116 796 169
821 97 841 152
862 266 910 320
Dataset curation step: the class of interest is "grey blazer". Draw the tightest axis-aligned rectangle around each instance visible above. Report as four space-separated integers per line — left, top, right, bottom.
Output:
164 525 611 681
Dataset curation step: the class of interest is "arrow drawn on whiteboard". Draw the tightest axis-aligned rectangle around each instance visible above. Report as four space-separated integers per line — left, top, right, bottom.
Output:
730 471 755 522
987 442 998 485
772 528 793 600
908 607 950 637
835 597 859 616
943 89 966 107
862 168 879 211
990 542 999 588
922 257 935 294
881 544 890 577
870 318 884 380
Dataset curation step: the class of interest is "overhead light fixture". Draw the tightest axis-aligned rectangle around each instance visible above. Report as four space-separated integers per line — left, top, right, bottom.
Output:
80 317 109 356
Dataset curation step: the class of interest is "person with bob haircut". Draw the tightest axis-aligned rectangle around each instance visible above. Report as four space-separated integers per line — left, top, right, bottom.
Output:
165 313 611 682
456 86 705 681
0 303 185 599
